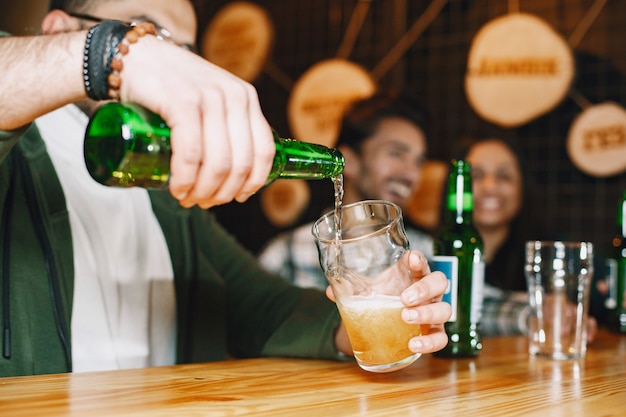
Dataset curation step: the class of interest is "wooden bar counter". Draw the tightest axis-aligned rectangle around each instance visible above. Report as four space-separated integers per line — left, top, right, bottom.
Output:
1 328 625 416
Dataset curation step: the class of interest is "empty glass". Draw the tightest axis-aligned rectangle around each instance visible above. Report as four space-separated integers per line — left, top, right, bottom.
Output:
525 240 594 360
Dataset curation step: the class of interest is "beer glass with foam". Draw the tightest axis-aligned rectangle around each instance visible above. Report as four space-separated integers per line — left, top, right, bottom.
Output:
313 200 422 372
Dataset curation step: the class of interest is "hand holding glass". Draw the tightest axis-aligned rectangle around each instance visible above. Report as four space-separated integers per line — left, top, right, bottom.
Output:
313 200 421 372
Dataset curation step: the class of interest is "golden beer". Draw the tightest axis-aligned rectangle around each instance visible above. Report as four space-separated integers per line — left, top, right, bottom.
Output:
338 294 422 371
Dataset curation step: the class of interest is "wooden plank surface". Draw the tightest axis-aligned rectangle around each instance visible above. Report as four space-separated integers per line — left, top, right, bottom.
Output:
1 329 625 416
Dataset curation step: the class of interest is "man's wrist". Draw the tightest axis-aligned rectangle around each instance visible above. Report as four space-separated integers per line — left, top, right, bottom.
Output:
82 20 131 100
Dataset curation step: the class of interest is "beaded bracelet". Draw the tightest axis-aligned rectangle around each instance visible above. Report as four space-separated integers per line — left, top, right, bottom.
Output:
82 21 157 101
107 22 157 100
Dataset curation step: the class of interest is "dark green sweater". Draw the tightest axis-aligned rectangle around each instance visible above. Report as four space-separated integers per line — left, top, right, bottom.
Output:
0 123 341 377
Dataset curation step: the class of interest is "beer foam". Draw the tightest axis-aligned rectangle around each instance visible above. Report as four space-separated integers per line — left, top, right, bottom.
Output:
341 293 404 311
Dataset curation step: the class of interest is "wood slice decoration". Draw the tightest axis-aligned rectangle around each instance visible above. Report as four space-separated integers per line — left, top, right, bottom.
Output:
465 13 575 128
405 160 448 231
201 1 274 82
260 179 311 228
566 102 626 177
288 58 376 147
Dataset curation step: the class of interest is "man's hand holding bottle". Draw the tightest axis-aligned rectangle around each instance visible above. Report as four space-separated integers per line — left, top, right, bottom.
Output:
118 36 276 209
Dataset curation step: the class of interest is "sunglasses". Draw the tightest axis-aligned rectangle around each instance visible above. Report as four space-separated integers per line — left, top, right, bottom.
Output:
68 12 198 54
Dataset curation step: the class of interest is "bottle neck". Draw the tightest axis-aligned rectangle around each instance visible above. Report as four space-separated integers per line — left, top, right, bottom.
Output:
268 133 345 183
444 161 474 226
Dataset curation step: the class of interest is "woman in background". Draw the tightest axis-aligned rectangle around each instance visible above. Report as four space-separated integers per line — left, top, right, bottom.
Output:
465 138 529 293
461 137 533 335
457 137 601 337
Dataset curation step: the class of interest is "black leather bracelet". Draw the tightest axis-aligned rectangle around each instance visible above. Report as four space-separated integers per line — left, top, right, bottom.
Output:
82 20 131 101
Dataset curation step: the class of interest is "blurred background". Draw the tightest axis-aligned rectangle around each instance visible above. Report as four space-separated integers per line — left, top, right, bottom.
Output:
3 0 626 259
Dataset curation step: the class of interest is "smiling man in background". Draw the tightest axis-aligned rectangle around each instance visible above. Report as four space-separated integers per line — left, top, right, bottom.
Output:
259 91 434 289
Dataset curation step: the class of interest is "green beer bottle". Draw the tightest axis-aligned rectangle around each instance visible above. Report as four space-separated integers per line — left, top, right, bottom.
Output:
432 159 484 358
606 191 626 333
83 102 345 188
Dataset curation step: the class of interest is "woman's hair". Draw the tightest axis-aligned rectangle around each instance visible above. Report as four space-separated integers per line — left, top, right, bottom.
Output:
449 125 517 161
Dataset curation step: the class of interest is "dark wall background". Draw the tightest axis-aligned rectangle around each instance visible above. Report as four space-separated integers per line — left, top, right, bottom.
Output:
3 0 625 260
195 0 626 259
0 0 48 35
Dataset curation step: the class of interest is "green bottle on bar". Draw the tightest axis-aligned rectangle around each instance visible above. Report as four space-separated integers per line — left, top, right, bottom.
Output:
432 159 484 358
606 191 626 333
83 102 345 188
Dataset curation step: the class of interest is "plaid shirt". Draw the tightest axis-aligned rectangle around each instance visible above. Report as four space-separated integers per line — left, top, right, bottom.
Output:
258 222 434 290
259 225 530 337
481 284 530 336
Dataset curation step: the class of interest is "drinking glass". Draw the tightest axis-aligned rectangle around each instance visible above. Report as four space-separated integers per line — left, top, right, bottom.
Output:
525 240 594 360
312 200 421 372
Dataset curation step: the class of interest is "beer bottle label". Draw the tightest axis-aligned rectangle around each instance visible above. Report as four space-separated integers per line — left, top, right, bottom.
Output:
431 255 458 322
606 258 618 309
615 258 626 311
431 255 484 325
471 259 485 324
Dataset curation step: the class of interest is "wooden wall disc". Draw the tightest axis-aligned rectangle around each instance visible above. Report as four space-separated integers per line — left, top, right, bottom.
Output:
288 58 376 147
567 102 626 177
201 1 274 82
405 160 448 231
260 179 311 228
465 13 575 128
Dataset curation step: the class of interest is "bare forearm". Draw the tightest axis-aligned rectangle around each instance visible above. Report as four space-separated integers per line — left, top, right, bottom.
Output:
0 31 86 130
0 25 277 208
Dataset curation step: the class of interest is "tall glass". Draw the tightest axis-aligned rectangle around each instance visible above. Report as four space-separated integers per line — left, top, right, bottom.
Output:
525 240 594 360
313 200 421 373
